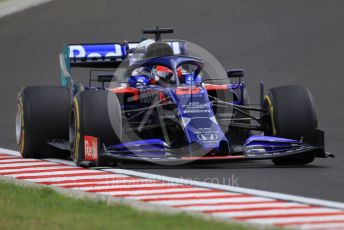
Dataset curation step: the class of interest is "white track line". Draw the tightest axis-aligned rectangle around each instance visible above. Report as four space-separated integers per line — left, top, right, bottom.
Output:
129 192 234 200
0 166 77 173
212 208 339 218
247 215 344 225
5 168 95 178
74 183 183 191
56 179 158 187
26 174 129 183
179 202 307 211
44 158 75 166
105 188 211 196
0 0 54 19
297 222 344 230
105 168 344 210
7 170 100 177
51 178 142 187
149 197 273 206
0 158 40 163
0 161 60 168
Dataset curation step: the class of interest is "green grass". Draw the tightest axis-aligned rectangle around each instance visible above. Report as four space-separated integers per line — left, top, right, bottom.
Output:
0 181 255 230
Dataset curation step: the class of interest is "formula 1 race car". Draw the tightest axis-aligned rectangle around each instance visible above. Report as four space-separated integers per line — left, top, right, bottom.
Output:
16 27 332 167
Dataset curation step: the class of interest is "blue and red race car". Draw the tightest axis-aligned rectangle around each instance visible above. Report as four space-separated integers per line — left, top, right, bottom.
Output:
16 27 332 167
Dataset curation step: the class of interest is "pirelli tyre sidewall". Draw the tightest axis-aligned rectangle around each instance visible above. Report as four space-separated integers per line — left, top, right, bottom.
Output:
264 85 318 165
71 90 122 166
16 86 72 158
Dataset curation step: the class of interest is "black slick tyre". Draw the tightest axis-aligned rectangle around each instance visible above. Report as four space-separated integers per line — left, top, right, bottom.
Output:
264 85 318 165
16 86 71 158
70 90 122 166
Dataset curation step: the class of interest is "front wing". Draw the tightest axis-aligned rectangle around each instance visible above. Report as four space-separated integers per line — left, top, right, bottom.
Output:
79 136 330 166
99 146 324 162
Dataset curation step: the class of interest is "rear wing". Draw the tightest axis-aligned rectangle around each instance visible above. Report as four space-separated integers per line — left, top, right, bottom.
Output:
59 41 186 90
67 43 137 68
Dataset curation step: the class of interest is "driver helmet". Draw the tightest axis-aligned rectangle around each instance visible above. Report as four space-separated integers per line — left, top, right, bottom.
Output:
151 65 174 83
128 39 155 63
177 67 184 82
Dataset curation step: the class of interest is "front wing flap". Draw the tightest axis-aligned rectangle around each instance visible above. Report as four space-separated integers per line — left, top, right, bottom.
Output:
98 143 328 164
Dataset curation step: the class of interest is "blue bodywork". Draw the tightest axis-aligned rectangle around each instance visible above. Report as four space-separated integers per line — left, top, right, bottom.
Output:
59 41 325 162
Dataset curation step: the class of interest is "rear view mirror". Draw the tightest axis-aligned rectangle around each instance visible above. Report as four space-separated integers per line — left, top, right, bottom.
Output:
227 69 244 79
97 74 113 83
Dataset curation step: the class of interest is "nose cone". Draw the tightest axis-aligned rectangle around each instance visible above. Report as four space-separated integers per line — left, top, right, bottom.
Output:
188 139 231 157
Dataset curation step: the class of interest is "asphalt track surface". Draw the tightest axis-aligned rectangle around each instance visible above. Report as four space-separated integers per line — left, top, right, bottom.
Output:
0 0 343 202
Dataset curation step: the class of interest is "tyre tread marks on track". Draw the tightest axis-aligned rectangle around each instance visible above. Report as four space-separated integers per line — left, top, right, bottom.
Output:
0 153 344 230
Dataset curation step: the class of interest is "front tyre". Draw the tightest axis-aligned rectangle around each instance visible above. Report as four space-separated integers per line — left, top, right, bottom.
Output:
264 85 318 165
70 90 122 166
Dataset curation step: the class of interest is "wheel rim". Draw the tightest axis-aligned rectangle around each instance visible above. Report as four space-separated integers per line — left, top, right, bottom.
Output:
15 103 22 145
263 95 277 136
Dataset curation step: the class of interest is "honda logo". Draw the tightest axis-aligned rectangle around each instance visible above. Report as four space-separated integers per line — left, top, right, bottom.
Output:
197 134 219 141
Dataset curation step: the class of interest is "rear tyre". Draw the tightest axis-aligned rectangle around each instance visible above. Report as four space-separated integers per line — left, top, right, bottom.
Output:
264 85 318 165
70 90 122 166
16 86 72 158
